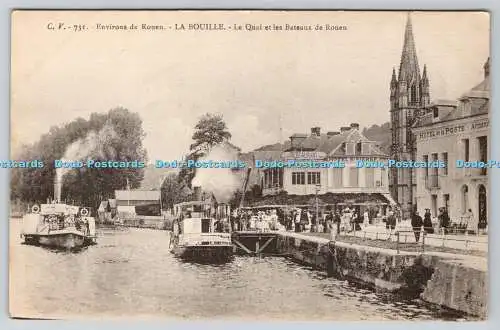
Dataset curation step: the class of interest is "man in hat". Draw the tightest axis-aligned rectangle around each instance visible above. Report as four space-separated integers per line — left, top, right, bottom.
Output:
423 208 434 234
411 211 423 242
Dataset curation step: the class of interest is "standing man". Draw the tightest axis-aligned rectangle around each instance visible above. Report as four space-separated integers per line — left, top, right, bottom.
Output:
411 211 423 243
334 210 341 235
324 211 333 234
386 207 396 240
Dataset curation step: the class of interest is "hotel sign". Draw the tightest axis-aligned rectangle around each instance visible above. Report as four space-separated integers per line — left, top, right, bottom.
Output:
417 119 489 140
282 151 326 160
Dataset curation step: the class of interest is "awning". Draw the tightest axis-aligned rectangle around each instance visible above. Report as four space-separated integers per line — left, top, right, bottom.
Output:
246 192 391 208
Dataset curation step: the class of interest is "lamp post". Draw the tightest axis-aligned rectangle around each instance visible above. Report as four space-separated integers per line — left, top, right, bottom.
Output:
315 184 321 232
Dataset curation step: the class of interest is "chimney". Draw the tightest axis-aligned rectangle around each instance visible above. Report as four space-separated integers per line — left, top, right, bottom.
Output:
340 126 351 133
310 127 321 136
193 186 202 201
350 123 360 130
327 131 340 137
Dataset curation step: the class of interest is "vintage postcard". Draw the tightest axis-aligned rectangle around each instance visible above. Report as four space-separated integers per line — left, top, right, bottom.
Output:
9 10 489 320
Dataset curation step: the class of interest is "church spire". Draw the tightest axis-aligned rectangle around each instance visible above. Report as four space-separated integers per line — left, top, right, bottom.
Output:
398 12 421 84
391 67 398 86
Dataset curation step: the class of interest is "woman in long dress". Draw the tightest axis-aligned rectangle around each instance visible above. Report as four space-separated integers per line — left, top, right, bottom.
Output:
363 210 370 228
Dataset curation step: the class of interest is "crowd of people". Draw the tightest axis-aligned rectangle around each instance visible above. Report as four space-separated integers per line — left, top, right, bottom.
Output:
179 202 477 245
226 206 386 236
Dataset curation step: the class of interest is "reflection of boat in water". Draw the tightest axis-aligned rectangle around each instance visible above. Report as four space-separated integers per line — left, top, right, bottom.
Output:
170 189 233 263
20 202 97 249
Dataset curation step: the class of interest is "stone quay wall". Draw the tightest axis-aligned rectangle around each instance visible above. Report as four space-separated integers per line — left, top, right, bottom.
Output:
275 232 487 318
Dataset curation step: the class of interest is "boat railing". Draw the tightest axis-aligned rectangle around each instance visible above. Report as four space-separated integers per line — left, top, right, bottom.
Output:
179 232 232 245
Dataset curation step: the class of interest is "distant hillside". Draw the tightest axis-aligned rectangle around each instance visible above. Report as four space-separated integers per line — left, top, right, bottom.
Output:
140 164 177 190
362 122 391 154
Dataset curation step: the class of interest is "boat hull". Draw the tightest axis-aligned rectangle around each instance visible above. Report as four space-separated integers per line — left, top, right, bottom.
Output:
171 245 234 263
23 232 96 249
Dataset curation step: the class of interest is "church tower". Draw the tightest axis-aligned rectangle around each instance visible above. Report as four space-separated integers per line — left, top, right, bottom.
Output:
389 13 431 218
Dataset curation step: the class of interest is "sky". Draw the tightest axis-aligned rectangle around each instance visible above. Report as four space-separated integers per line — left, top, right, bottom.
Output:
11 11 490 162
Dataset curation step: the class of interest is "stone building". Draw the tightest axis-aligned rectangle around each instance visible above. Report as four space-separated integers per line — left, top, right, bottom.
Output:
413 58 490 232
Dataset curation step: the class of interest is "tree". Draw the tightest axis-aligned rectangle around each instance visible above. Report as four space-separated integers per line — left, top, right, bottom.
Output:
10 107 147 209
179 113 232 187
189 113 232 158
160 173 190 210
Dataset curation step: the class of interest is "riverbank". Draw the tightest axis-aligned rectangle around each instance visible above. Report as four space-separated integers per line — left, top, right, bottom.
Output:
276 231 487 319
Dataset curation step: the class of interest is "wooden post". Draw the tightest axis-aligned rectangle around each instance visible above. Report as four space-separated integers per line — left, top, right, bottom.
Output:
255 240 260 254
422 232 425 253
396 232 400 254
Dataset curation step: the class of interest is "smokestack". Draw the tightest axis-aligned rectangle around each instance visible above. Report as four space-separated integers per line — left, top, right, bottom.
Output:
327 131 340 137
350 123 360 130
193 186 202 201
310 127 321 136
340 126 351 133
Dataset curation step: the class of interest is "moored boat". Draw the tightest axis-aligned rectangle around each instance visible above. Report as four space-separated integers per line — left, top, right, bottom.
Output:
170 196 234 263
21 202 97 249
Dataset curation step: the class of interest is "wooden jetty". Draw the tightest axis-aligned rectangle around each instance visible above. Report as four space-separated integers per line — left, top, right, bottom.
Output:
231 231 279 255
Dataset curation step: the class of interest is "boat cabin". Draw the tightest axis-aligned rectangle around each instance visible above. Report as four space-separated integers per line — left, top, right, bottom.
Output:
172 200 233 236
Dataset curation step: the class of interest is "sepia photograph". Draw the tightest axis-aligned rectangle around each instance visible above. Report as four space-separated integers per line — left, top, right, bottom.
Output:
9 10 489 321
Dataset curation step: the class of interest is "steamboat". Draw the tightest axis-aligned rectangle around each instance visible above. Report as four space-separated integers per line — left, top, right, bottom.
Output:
170 187 233 263
20 201 97 249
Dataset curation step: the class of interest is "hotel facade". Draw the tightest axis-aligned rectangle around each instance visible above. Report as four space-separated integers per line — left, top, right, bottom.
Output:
412 59 490 232
254 124 395 210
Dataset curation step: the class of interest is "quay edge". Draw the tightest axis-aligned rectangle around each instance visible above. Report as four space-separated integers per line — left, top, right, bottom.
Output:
274 232 487 319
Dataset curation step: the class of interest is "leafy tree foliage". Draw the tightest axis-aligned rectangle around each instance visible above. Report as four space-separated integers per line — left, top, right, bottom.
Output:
189 113 232 157
179 113 232 188
11 107 147 209
160 173 191 210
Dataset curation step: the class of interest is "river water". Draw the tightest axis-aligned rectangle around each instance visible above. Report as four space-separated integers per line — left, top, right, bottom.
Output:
9 219 467 321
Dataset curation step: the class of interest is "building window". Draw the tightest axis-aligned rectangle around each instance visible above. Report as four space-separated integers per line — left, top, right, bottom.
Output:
339 142 346 153
478 136 487 175
332 168 343 187
461 185 469 214
442 152 448 175
292 172 305 185
410 85 417 104
431 153 439 179
433 107 439 118
463 139 470 162
423 155 429 178
307 172 321 185
356 142 362 155
431 194 438 217
365 168 375 188
349 167 358 187
443 194 450 211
